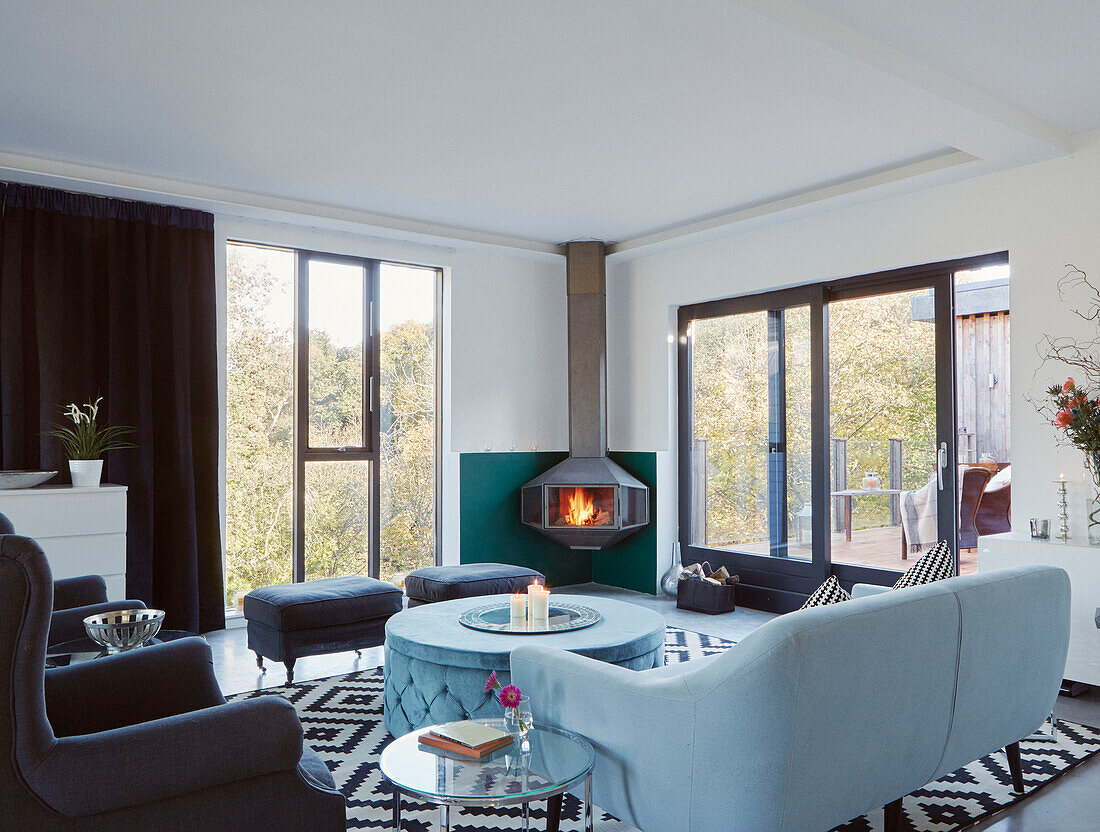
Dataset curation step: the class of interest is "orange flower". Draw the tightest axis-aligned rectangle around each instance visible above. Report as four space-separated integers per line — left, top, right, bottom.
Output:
1055 409 1074 427
1063 378 1076 393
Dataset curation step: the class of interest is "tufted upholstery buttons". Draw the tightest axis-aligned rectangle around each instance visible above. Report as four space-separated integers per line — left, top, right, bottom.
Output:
382 639 663 736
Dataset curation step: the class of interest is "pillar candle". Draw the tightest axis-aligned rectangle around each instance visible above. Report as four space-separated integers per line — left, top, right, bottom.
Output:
529 585 550 620
510 593 527 621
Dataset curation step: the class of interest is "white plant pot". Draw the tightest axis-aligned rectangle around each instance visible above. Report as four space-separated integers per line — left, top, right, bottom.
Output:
69 459 104 488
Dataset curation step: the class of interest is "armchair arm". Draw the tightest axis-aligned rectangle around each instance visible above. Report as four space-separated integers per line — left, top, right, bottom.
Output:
26 696 306 817
52 575 108 610
46 637 225 736
48 599 146 647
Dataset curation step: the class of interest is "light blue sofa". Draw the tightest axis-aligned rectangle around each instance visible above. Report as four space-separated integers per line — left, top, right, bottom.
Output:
511 566 1070 832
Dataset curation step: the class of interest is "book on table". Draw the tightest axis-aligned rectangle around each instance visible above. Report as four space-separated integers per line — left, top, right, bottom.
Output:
418 721 514 759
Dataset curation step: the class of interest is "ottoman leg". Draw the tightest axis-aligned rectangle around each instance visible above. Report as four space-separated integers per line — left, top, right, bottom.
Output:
285 658 296 684
254 651 266 672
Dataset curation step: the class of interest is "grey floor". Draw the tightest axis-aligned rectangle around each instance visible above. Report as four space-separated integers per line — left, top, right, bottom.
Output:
205 584 1100 831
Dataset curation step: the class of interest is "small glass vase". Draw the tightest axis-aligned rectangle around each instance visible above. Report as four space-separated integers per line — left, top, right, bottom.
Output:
1088 473 1100 547
505 696 533 744
660 541 683 597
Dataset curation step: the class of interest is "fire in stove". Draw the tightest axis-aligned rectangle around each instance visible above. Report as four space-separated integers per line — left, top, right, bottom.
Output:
521 458 647 550
554 486 614 527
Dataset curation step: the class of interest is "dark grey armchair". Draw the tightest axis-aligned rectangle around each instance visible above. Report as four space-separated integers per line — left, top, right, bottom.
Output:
0 510 146 645
1 533 346 831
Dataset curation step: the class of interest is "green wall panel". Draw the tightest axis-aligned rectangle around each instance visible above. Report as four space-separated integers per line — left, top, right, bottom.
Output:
459 451 657 594
593 452 658 594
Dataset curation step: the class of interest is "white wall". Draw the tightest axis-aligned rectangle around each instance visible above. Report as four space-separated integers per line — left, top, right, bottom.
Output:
607 139 1100 576
215 217 566 566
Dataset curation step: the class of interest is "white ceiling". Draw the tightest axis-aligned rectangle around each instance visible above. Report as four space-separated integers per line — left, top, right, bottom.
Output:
798 0 1100 135
0 1 1095 249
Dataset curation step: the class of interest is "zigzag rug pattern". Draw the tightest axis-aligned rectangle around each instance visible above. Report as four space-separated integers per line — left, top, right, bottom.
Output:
231 627 1100 831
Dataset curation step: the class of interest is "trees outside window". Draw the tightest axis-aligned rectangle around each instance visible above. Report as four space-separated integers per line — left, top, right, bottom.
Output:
224 243 439 607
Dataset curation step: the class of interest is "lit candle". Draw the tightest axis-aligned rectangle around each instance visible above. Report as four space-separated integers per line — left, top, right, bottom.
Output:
528 581 550 620
1059 473 1066 483
510 593 527 622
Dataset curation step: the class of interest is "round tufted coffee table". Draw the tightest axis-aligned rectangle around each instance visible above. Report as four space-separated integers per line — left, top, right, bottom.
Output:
383 594 665 736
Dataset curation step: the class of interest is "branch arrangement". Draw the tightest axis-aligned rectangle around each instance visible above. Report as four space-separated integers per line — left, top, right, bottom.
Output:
1036 266 1100 477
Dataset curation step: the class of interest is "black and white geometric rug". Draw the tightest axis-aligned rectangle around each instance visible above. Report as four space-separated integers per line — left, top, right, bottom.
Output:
231 627 1100 831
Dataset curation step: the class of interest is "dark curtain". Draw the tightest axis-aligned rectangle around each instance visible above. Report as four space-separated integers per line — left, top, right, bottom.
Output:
0 181 224 633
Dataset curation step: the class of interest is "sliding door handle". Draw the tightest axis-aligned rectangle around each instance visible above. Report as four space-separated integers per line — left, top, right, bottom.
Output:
937 442 948 490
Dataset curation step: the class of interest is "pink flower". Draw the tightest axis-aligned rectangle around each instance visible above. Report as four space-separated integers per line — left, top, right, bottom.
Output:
484 670 499 693
498 684 522 709
1055 409 1073 427
1064 378 1076 393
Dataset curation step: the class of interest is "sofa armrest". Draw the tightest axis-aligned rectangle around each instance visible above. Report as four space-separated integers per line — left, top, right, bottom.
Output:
26 695 306 817
852 583 892 598
511 645 699 828
48 599 147 647
510 644 696 744
45 637 226 736
52 575 108 610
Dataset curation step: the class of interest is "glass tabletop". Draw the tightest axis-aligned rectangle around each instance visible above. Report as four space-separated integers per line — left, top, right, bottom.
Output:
381 719 595 806
45 630 200 668
458 601 602 634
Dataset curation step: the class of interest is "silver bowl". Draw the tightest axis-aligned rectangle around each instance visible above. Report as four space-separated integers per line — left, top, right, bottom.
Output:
0 470 57 490
83 609 166 652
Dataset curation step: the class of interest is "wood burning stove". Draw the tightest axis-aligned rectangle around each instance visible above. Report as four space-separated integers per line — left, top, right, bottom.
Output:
520 242 650 550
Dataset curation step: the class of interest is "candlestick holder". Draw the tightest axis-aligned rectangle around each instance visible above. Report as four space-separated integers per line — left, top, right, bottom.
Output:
1056 479 1070 542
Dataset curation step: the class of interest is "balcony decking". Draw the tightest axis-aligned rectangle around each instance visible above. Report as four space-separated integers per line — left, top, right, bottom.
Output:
730 525 978 576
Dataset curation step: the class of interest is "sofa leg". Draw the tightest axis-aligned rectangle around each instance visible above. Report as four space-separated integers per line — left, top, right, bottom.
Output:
884 797 903 832
285 659 296 684
546 793 562 832
1006 741 1025 792
254 651 266 672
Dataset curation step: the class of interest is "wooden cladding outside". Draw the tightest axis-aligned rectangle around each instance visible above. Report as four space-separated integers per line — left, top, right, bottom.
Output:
956 311 1010 464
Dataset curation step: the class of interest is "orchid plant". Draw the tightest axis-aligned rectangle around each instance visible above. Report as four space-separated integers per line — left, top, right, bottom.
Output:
46 397 136 460
485 671 528 734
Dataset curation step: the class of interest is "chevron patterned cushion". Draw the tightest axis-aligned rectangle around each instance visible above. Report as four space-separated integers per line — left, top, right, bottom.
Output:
800 575 851 609
892 540 955 590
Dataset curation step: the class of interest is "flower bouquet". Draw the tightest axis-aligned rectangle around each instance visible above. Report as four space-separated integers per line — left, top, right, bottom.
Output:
485 671 532 741
1044 377 1100 543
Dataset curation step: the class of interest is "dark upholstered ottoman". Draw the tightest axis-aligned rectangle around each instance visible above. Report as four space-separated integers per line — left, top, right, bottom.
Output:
403 563 546 607
244 576 403 682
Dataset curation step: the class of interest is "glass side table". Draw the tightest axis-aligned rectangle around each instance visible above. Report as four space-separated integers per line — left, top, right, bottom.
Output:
380 718 595 832
45 630 200 668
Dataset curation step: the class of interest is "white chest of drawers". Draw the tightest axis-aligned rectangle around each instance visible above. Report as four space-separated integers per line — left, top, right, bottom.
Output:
979 531 1100 686
0 484 127 600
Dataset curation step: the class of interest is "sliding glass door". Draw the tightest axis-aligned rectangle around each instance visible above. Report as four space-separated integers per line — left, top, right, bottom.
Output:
680 285 830 605
225 242 440 610
679 260 967 611
826 274 957 588
689 303 816 560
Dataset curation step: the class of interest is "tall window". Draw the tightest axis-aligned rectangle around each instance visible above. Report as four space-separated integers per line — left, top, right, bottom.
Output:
225 242 440 609
379 264 439 583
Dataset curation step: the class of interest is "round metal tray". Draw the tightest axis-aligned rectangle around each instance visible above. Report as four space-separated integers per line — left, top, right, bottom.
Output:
458 601 602 634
